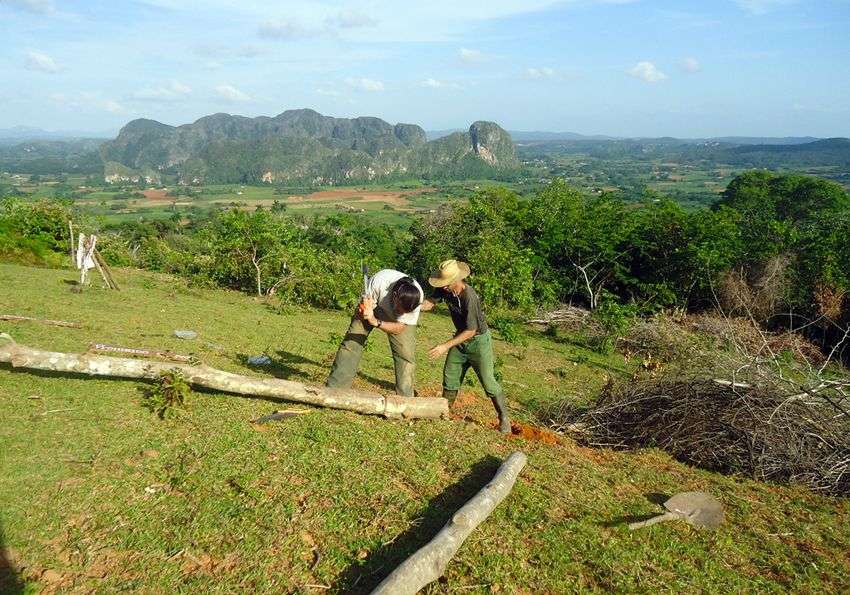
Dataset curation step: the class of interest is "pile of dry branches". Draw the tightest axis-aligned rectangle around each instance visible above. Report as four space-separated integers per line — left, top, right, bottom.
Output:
548 374 850 496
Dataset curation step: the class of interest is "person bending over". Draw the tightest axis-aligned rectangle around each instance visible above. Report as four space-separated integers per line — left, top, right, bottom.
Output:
326 269 423 397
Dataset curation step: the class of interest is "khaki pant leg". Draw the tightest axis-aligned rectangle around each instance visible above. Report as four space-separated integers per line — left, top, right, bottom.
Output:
387 323 416 397
325 314 372 389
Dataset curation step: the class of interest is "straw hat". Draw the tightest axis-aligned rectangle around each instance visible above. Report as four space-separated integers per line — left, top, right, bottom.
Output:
428 259 471 288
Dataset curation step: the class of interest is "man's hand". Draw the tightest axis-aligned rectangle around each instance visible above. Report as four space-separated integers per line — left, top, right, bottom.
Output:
428 343 450 360
359 297 376 319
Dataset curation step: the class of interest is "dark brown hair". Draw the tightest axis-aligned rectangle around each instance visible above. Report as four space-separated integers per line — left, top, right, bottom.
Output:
392 277 422 313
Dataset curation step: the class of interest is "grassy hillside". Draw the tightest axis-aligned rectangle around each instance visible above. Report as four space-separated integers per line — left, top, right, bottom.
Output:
1 263 849 593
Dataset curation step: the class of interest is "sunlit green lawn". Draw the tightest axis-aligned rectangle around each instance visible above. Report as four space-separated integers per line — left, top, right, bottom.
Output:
1 262 848 593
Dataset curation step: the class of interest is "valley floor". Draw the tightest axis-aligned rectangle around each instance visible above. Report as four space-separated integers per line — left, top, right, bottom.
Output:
0 263 848 593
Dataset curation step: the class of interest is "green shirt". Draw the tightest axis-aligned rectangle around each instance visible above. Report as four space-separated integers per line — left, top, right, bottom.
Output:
432 285 488 336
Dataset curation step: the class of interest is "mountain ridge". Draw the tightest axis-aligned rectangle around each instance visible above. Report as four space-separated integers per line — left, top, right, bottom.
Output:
101 109 518 184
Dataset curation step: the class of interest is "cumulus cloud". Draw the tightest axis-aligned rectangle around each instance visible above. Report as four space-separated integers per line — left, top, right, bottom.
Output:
733 0 796 15
345 77 384 92
526 67 555 79
132 80 192 102
215 84 251 102
680 57 701 73
258 19 312 40
50 91 128 115
0 0 56 15
459 47 488 64
25 50 59 73
419 78 461 89
327 9 378 29
627 61 667 83
103 100 128 114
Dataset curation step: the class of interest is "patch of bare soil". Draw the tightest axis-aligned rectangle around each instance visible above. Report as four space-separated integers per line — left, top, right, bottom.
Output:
141 189 173 201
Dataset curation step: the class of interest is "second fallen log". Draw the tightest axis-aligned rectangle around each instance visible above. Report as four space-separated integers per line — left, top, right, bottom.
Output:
0 335 448 420
371 451 528 595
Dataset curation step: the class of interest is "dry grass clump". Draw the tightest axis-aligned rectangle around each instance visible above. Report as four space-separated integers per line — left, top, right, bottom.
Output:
545 373 850 496
685 313 826 366
717 256 791 323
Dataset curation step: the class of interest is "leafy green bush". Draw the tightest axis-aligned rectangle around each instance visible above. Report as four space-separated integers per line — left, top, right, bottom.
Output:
0 198 74 266
488 310 528 346
144 369 191 419
587 293 637 354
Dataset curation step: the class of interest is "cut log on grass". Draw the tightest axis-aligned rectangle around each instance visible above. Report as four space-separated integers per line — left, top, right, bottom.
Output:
0 315 82 328
371 451 528 595
89 343 194 363
0 335 447 420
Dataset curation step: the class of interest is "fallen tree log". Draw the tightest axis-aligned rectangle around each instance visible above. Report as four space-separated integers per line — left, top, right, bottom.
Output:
0 315 82 328
371 451 528 595
0 335 448 420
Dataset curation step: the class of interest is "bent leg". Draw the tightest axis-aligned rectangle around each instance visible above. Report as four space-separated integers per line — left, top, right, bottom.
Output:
468 333 510 433
326 315 371 389
442 346 470 392
388 324 416 397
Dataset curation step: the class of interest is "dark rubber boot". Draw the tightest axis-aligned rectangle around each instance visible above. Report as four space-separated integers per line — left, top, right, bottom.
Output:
442 389 458 409
488 392 511 434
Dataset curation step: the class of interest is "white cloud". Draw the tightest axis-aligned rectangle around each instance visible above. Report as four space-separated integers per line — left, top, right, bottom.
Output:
526 67 555 79
419 78 461 89
132 80 192 102
104 100 128 114
459 47 488 64
316 88 341 96
215 84 251 102
733 0 796 15
627 61 667 83
680 57 701 73
327 9 378 29
0 0 56 15
25 50 59 73
258 19 312 40
50 91 128 115
345 77 385 92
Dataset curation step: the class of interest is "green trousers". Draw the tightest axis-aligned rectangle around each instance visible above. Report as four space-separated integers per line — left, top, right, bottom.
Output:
442 330 502 397
325 310 416 397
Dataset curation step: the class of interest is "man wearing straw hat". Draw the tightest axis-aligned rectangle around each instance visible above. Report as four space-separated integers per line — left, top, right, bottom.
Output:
421 259 511 434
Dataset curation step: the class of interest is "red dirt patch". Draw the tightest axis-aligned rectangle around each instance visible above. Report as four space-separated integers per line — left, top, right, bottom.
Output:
286 187 434 208
141 189 173 201
509 422 562 445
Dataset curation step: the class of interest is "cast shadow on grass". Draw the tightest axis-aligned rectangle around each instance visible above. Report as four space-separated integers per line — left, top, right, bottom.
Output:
601 492 671 528
234 349 324 382
0 522 25 595
335 455 502 594
356 371 397 393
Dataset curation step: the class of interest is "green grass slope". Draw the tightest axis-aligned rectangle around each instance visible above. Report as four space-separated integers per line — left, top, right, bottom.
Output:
0 263 848 593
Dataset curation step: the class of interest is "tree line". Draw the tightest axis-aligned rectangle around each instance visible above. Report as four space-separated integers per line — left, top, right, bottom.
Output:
2 171 848 352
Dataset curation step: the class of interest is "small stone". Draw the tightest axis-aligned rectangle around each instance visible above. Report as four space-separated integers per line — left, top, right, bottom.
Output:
247 355 272 365
173 330 198 340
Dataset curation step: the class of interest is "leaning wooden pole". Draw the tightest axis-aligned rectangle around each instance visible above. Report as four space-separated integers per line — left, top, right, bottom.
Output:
0 335 448 420
371 451 528 595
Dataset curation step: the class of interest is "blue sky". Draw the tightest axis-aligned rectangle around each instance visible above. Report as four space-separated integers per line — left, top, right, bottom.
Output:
2 0 849 137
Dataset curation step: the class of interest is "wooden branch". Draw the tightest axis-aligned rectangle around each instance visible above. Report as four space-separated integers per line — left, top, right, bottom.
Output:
0 315 82 328
0 336 448 420
88 343 193 363
371 451 527 595
93 249 120 290
628 511 678 530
